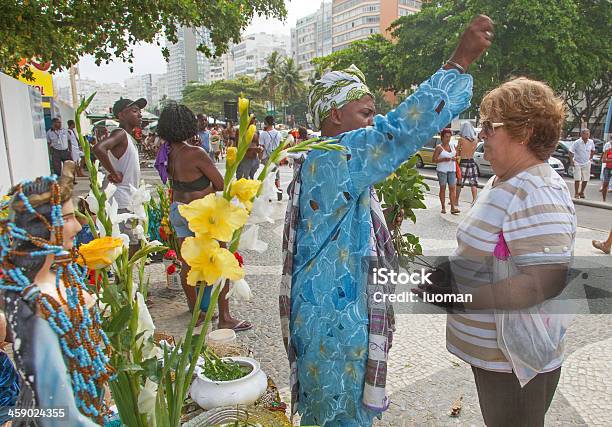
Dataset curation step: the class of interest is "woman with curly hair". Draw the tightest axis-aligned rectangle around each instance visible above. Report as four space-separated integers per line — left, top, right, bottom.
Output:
159 102 252 331
446 78 576 426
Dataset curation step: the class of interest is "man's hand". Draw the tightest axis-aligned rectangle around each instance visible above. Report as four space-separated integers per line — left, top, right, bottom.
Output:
449 15 494 71
108 171 123 184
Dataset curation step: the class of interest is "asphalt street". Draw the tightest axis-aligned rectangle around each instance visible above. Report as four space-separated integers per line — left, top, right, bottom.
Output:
418 166 611 233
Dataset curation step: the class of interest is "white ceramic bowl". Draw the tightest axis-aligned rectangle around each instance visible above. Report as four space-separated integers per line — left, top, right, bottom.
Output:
190 356 267 410
207 328 237 346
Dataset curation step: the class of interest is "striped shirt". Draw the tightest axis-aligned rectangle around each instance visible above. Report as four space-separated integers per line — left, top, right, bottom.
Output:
446 163 576 372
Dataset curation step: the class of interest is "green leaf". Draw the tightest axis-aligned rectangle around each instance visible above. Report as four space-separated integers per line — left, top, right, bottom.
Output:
105 305 133 334
2 2 287 84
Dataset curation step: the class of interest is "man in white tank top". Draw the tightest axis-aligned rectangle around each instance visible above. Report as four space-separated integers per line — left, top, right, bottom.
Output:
94 97 145 254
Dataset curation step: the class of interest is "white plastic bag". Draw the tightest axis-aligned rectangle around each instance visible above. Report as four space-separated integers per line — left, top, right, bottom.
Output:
492 234 574 387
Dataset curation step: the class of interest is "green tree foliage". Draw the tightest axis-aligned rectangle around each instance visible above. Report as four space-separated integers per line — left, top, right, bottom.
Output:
284 86 309 126
181 76 267 119
260 51 284 112
278 57 304 105
558 0 612 133
0 0 286 77
312 34 397 92
390 0 611 125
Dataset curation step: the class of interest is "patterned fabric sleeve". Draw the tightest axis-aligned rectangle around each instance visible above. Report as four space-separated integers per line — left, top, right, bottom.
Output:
341 69 473 196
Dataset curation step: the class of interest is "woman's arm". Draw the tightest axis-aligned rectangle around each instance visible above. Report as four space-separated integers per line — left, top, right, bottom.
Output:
465 264 569 310
337 69 472 196
432 146 444 164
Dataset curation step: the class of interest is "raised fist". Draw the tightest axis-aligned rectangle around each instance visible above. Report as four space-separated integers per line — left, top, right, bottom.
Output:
449 15 494 71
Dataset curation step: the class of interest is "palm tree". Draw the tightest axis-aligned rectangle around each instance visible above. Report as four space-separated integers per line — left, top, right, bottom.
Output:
260 51 283 113
278 58 305 125
279 58 304 104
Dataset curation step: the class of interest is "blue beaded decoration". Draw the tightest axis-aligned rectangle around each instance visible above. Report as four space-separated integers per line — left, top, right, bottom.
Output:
0 175 114 425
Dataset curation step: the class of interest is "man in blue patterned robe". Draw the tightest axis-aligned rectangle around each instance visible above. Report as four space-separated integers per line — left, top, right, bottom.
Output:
280 15 495 426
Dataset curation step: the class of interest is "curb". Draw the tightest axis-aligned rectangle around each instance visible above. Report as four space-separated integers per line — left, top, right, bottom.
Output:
420 174 612 211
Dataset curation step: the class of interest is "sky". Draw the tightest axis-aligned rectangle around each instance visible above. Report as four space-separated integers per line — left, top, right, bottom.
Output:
57 1 320 85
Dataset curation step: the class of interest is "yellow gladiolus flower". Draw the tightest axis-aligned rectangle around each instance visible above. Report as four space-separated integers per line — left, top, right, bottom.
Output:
245 124 256 144
181 236 244 285
238 97 249 116
77 236 124 269
230 178 261 210
226 146 237 167
0 195 10 220
178 194 248 241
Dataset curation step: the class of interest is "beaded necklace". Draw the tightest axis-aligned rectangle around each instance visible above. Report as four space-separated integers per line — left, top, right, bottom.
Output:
0 175 114 425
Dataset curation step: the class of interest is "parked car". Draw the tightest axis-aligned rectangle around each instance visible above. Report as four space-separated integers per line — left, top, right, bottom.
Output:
414 135 459 168
473 142 565 177
551 140 602 178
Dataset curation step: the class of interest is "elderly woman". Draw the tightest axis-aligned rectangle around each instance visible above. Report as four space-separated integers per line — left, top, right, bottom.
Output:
446 78 575 426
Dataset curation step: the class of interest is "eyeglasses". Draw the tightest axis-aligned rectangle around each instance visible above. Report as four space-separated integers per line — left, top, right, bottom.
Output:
481 120 504 137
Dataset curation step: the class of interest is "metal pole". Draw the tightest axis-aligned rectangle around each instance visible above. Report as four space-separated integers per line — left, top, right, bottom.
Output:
69 65 79 108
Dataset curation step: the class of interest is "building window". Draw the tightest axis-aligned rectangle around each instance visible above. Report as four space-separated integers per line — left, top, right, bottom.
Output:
398 0 422 9
333 4 380 25
398 8 416 17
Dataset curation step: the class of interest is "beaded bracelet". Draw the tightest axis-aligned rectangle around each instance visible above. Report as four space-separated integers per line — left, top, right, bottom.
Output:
445 59 466 74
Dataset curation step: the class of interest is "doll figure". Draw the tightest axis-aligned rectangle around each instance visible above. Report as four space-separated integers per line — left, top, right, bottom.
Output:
0 162 113 426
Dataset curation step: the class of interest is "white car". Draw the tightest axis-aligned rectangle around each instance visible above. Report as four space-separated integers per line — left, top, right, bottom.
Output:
473 142 565 177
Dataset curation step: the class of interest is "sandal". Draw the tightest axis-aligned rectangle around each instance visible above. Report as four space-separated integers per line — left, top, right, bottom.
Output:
451 208 461 215
441 208 446 214
592 240 611 254
219 320 253 332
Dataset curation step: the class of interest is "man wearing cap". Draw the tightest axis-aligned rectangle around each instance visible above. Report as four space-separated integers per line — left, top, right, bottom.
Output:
279 15 493 426
94 97 146 255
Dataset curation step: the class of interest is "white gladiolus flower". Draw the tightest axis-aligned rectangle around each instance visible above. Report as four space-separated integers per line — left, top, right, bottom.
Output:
128 182 152 220
248 196 274 224
137 378 158 422
134 224 146 241
238 225 268 253
136 292 162 360
94 160 105 186
104 182 117 200
261 171 278 201
98 198 135 247
85 191 99 214
225 279 252 301
248 172 277 224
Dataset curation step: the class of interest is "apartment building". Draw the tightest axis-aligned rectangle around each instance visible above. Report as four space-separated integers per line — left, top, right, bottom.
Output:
231 33 290 80
291 1 333 76
166 26 214 100
332 0 422 52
